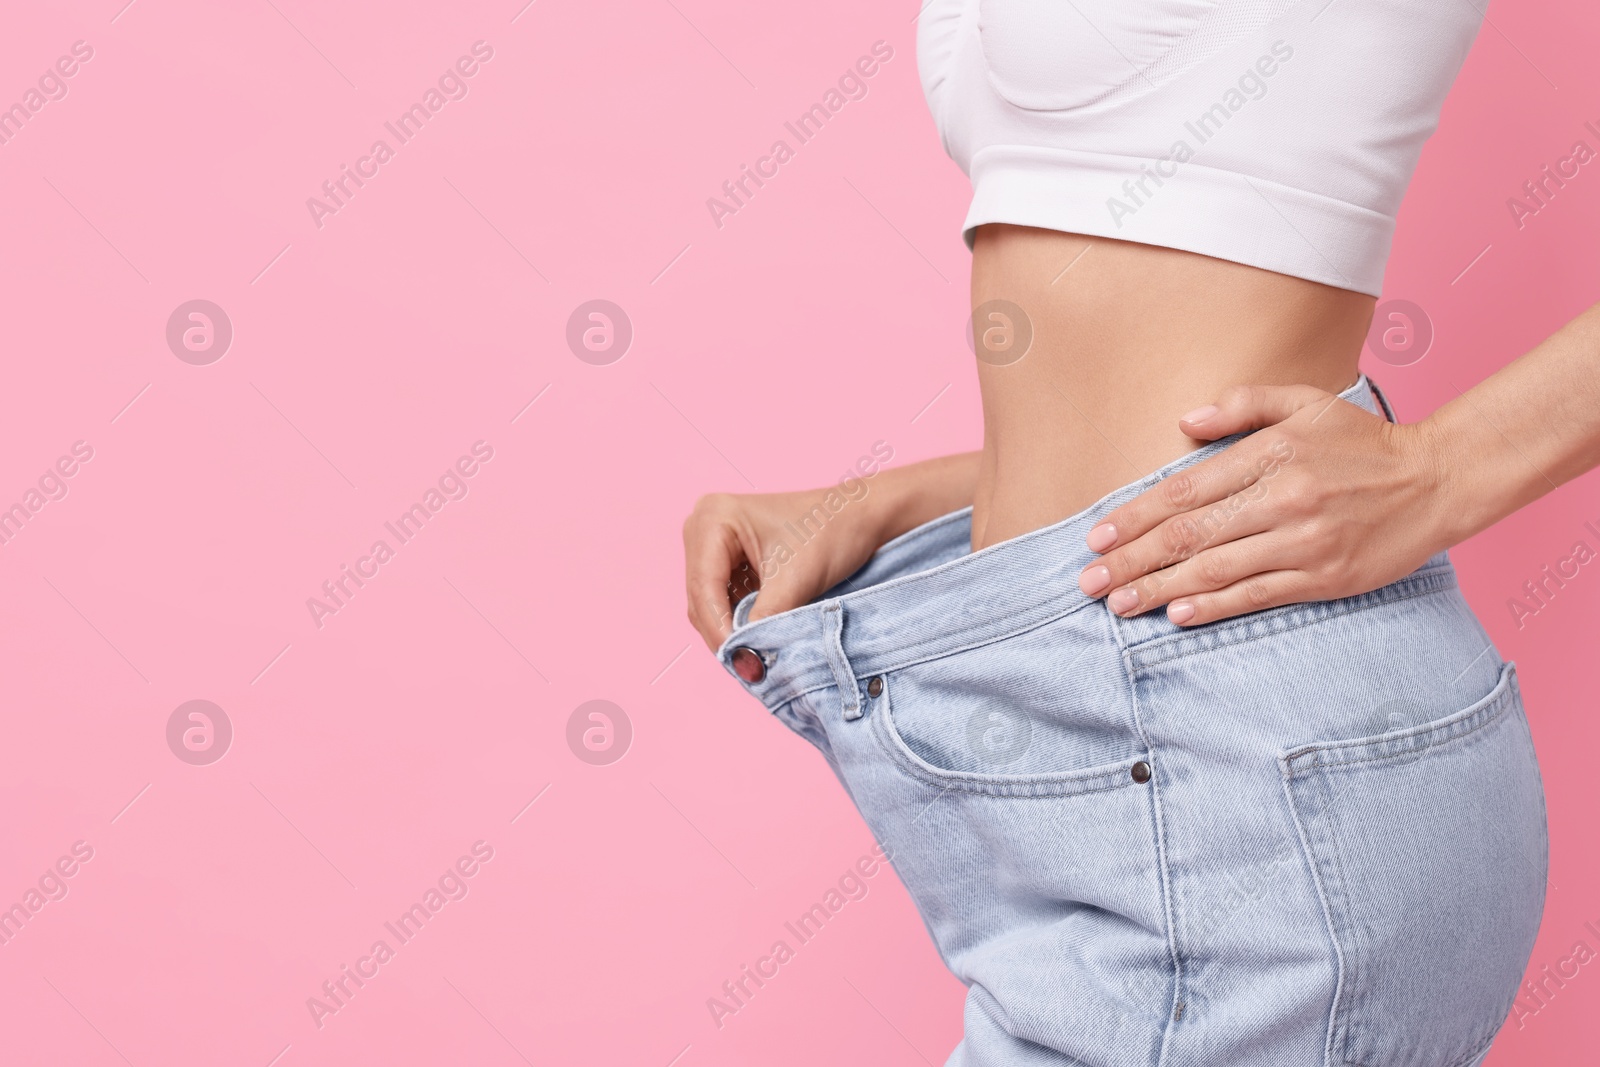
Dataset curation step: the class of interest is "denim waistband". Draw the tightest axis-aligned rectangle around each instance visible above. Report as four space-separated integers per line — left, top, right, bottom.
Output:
717 374 1425 710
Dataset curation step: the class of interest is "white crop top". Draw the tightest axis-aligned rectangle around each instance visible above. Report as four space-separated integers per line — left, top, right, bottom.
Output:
917 0 1485 296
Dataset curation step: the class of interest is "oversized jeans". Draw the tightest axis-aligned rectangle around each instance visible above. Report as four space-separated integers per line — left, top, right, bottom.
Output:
718 377 1547 1067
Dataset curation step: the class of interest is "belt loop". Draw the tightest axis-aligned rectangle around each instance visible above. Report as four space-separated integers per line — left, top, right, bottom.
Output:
821 602 864 721
1366 376 1398 424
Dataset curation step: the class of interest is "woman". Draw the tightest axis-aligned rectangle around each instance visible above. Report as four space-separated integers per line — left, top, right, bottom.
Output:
684 3 1586 1064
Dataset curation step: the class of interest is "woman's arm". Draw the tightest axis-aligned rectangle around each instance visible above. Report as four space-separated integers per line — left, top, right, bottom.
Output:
1076 302 1600 625
1427 303 1600 540
683 452 981 649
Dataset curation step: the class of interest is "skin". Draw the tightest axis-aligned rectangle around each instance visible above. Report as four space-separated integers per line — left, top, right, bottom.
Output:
966 225 1372 549
684 223 1600 651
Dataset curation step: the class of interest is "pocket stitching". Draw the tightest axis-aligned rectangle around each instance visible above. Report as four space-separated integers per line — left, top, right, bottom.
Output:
1317 772 1364 1065
871 673 1144 798
1129 566 1457 671
1281 663 1516 776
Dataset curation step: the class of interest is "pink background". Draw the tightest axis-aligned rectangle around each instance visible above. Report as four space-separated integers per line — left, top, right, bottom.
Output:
1 1 1595 1063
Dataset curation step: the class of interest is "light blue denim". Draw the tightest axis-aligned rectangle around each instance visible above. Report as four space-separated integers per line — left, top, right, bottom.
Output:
719 377 1547 1067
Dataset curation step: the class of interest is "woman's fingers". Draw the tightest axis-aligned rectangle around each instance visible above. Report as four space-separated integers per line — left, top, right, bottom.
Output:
1079 492 1282 600
1082 435 1298 588
746 573 797 623
683 515 750 651
1085 384 1337 555
1164 569 1318 626
684 489 870 648
1088 532 1295 616
1083 458 1242 556
1072 382 1444 627
1177 383 1339 440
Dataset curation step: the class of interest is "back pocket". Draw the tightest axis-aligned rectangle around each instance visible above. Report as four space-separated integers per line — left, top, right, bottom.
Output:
1280 663 1547 1067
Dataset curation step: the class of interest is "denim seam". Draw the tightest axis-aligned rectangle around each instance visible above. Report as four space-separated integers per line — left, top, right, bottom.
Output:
769 695 806 730
1115 620 1185 1067
1281 665 1515 774
1125 566 1457 671
1321 775 1364 1065
1520 690 1553 1040
1278 769 1348 1067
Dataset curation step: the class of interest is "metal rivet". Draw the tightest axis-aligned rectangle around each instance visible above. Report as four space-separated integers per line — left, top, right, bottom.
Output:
866 676 884 698
1131 760 1152 784
731 646 766 684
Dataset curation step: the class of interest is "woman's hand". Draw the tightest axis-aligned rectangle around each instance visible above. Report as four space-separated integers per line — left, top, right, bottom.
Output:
1076 384 1453 626
683 452 983 651
683 488 893 651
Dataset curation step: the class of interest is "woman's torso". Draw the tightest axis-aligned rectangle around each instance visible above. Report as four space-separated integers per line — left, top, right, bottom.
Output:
920 0 1486 549
969 224 1372 549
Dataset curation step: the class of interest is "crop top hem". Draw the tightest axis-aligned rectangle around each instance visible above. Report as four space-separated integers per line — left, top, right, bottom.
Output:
961 143 1393 297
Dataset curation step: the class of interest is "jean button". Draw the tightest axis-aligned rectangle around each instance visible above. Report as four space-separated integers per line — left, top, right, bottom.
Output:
866 676 884 698
1131 760 1152 784
731 646 766 684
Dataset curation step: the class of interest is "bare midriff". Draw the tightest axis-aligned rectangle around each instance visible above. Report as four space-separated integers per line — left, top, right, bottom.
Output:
969 223 1376 551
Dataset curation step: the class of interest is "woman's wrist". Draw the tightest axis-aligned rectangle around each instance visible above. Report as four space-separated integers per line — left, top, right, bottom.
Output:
868 451 983 544
1411 301 1600 555
1414 400 1537 553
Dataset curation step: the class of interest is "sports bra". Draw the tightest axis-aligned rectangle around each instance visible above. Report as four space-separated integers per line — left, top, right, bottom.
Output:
917 0 1484 296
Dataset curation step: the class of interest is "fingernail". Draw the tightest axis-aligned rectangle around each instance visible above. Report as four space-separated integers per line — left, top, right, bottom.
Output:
1086 523 1117 552
1181 405 1218 424
1168 601 1195 624
1108 588 1140 614
1078 565 1111 596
